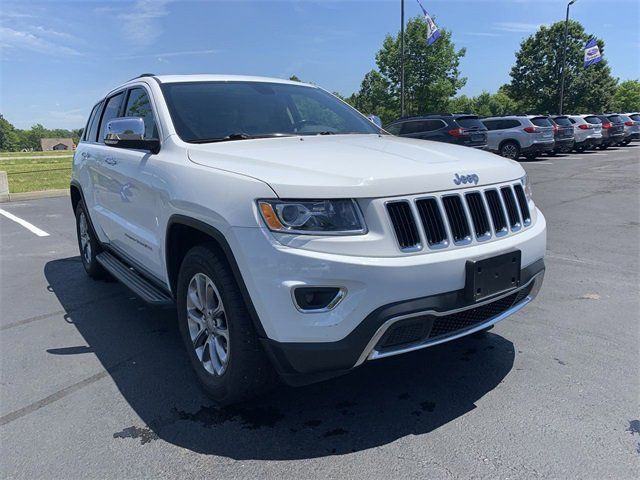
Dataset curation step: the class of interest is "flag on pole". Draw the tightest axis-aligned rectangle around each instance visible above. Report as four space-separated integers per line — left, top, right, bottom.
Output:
416 0 441 46
584 38 602 67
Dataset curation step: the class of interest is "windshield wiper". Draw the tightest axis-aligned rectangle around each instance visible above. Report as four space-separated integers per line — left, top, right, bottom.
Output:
189 133 293 144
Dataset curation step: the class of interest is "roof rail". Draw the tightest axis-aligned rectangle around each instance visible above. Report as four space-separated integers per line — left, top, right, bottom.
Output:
128 73 156 81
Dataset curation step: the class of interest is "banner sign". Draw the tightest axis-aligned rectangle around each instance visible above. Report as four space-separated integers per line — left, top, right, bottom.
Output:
584 38 602 67
416 0 441 46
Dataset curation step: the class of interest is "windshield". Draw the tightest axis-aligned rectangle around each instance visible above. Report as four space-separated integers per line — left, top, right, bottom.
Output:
161 81 380 143
456 116 486 129
553 116 572 127
607 115 623 124
530 117 552 127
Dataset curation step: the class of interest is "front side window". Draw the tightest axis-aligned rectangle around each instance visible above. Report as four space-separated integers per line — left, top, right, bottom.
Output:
161 81 380 143
124 88 158 139
99 92 125 143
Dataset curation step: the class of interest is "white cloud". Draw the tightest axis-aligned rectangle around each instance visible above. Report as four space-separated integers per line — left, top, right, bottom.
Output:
119 0 174 48
494 22 542 33
30 26 76 41
462 32 502 38
0 27 82 56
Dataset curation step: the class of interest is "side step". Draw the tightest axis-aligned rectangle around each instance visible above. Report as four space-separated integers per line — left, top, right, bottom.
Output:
96 251 173 306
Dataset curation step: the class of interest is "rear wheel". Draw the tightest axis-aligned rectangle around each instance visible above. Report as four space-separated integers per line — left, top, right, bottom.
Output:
176 244 276 405
75 202 106 279
499 141 520 160
524 153 537 161
599 144 609 150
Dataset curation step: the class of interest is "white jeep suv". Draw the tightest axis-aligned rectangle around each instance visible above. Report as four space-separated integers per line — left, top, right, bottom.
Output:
72 74 546 404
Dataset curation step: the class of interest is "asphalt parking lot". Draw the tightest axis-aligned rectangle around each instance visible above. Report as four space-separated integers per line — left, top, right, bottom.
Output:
1 145 638 479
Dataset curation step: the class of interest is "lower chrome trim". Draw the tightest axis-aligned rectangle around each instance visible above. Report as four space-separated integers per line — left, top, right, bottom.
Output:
354 271 544 367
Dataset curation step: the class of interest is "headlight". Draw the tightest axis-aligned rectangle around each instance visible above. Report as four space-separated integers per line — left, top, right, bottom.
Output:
521 174 533 201
258 199 366 235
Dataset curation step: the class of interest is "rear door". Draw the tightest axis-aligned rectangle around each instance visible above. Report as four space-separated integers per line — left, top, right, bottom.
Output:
455 116 487 146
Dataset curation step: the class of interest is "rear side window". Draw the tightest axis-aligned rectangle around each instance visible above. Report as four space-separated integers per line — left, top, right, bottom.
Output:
607 115 623 124
553 117 572 127
482 119 500 131
531 117 552 127
584 116 602 124
124 88 158 139
98 92 125 143
630 114 640 121
500 119 521 129
456 116 485 129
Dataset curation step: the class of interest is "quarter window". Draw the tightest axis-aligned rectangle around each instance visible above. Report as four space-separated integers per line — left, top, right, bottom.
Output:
385 123 401 135
82 104 99 142
87 101 104 142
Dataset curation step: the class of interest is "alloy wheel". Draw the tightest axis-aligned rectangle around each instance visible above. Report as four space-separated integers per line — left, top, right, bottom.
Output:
186 272 230 376
78 211 92 264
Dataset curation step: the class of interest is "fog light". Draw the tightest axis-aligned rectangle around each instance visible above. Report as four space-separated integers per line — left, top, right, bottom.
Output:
292 286 346 312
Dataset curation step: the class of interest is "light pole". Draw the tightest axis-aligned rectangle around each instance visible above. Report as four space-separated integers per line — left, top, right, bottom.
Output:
400 0 405 117
558 0 577 115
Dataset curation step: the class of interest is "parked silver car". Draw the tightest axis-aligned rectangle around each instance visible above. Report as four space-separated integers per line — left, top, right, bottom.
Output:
567 115 603 151
583 114 625 149
482 115 555 160
549 115 575 154
619 114 640 145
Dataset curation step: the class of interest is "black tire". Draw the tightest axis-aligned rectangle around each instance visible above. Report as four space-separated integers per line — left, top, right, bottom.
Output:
499 141 520 160
75 202 106 279
524 153 537 161
547 151 557 157
599 144 609 150
176 243 276 405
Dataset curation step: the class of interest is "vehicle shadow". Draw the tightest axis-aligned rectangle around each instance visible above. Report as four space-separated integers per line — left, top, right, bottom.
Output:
44 256 516 460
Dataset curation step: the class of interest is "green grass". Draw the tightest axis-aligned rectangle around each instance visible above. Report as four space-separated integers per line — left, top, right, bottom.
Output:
0 150 74 157
0 154 73 193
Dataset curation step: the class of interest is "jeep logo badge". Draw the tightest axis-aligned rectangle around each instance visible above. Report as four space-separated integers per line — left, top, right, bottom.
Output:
453 173 479 185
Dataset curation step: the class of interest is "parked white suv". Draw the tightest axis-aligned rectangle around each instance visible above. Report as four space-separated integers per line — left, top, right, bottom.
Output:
72 74 546 404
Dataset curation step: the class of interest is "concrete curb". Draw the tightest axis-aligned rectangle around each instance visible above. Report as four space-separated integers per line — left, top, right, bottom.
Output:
0 188 69 203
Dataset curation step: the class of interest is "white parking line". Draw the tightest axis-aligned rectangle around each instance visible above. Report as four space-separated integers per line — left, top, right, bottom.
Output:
527 161 553 165
0 208 50 237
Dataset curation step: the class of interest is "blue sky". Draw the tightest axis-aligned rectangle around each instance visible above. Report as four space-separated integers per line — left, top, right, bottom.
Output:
1 0 638 129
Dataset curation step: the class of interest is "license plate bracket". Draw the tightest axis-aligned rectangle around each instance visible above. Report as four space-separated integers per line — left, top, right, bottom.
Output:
465 251 521 301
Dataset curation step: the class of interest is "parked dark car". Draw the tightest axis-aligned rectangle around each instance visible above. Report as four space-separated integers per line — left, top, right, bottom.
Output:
606 114 628 146
549 116 575 154
583 114 624 149
385 113 488 149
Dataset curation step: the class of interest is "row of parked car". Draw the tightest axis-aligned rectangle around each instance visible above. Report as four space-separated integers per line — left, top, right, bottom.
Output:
384 112 640 160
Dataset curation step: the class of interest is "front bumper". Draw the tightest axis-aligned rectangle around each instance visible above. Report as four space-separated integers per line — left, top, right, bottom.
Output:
263 262 545 385
230 208 547 385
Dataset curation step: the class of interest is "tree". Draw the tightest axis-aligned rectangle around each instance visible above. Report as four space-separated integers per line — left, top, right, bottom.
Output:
375 16 466 118
506 20 617 113
348 70 396 124
447 91 518 117
612 80 640 112
0 114 20 151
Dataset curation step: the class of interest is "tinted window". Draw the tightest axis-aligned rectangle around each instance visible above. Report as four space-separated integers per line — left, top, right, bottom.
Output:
567 117 576 124
82 104 99 142
553 116 572 127
161 81 379 142
87 101 104 142
630 114 640 121
482 120 500 131
607 115 623 124
584 116 602 124
385 123 401 135
500 119 521 129
99 92 125 143
531 117 552 127
456 116 485 129
125 88 157 139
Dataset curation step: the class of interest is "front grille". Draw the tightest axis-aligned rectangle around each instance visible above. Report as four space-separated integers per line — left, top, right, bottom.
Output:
376 282 533 350
442 195 471 244
500 186 521 229
513 184 531 224
387 181 531 251
386 201 420 250
465 192 491 239
416 198 447 246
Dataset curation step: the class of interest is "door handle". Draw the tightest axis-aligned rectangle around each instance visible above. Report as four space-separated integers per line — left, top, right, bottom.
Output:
81 151 91 159
104 156 118 166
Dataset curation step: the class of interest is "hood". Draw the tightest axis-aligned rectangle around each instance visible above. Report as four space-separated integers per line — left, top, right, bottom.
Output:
187 134 524 198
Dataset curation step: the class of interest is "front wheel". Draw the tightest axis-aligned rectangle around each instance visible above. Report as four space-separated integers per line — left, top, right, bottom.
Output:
176 244 276 405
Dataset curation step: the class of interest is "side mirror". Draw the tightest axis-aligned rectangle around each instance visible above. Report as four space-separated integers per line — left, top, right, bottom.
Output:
104 117 160 154
367 114 383 128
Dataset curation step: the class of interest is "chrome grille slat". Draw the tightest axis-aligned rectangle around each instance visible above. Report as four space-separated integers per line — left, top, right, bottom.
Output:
386 181 533 252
